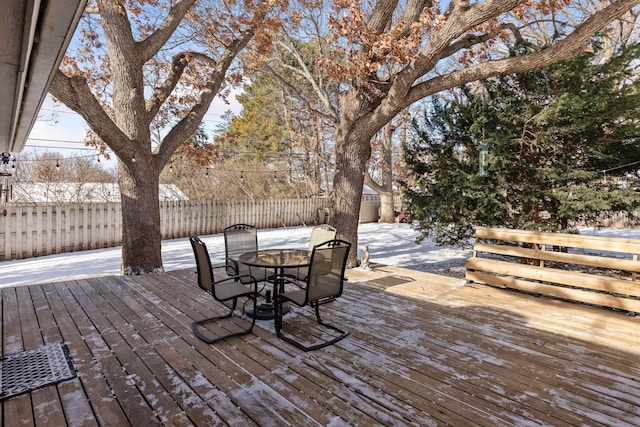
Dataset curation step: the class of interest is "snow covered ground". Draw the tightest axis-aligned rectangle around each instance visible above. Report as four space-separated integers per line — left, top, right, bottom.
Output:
0 222 637 288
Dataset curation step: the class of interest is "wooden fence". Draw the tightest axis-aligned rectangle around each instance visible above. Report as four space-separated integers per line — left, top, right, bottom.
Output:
0 198 328 261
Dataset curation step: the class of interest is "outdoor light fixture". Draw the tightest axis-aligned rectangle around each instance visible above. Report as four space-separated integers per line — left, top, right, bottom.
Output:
0 153 13 215
478 143 489 177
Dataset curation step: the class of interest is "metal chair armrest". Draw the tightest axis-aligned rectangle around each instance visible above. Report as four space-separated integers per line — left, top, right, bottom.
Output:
277 275 307 290
213 274 258 290
223 257 239 275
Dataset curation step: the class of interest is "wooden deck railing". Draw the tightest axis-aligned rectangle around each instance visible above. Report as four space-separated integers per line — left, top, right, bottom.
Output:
466 226 640 313
0 198 328 261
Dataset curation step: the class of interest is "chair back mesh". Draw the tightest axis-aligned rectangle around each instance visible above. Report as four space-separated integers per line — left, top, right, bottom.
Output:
190 236 213 293
308 225 337 250
224 224 258 274
307 240 350 302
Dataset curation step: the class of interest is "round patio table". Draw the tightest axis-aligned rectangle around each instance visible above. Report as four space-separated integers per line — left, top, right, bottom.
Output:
238 249 312 320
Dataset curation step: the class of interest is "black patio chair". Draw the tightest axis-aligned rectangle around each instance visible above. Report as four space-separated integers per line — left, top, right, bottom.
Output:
223 223 269 284
190 236 259 344
274 239 351 351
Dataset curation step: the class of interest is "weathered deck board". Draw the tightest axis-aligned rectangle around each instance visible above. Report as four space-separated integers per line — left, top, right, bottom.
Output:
2 265 639 426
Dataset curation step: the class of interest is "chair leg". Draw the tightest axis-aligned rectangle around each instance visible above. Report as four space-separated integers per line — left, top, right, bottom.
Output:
274 296 285 335
275 301 349 352
192 297 257 344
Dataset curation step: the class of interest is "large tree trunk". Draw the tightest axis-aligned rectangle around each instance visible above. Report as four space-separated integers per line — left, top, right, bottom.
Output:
379 191 395 222
366 122 396 223
49 0 262 276
331 121 372 268
365 172 395 222
118 158 163 274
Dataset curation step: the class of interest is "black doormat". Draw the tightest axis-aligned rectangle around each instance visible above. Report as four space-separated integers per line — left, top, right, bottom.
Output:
1 342 76 400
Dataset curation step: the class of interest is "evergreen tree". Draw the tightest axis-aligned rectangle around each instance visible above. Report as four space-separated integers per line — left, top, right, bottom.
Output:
403 43 640 246
221 75 288 161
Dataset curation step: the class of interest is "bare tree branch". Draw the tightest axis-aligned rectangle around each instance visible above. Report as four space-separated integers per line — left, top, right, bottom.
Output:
406 0 525 85
145 51 216 120
400 0 433 23
367 0 401 34
49 70 130 152
154 26 256 166
138 0 197 61
272 40 338 120
260 62 338 123
404 0 640 107
98 0 137 58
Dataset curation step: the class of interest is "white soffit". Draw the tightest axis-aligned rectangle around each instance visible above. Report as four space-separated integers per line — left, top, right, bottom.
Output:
0 0 86 153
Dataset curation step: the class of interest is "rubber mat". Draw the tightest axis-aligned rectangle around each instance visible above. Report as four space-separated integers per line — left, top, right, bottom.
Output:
1 342 76 400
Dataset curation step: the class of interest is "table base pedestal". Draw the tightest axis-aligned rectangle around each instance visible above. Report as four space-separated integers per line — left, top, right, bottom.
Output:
246 303 289 320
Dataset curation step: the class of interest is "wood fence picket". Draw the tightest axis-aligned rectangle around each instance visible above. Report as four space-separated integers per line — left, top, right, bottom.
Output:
0 198 328 261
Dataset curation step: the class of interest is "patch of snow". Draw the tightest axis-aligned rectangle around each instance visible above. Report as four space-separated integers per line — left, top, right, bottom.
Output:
0 223 638 288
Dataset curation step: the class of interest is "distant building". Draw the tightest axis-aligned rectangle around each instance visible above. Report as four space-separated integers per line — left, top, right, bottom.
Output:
10 182 188 204
320 184 381 223
359 185 381 223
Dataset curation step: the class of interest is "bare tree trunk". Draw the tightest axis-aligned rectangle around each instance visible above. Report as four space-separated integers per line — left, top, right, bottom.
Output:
365 173 395 222
49 0 266 275
366 122 395 223
330 120 372 267
379 191 395 222
118 158 163 274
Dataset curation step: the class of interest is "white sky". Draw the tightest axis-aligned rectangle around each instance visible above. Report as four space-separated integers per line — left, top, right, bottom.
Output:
0 222 636 288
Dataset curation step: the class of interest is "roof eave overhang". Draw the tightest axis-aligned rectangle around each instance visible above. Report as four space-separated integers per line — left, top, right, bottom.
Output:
0 0 86 154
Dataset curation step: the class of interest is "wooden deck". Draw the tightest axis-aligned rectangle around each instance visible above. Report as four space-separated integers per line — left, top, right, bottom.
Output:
2 264 639 426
